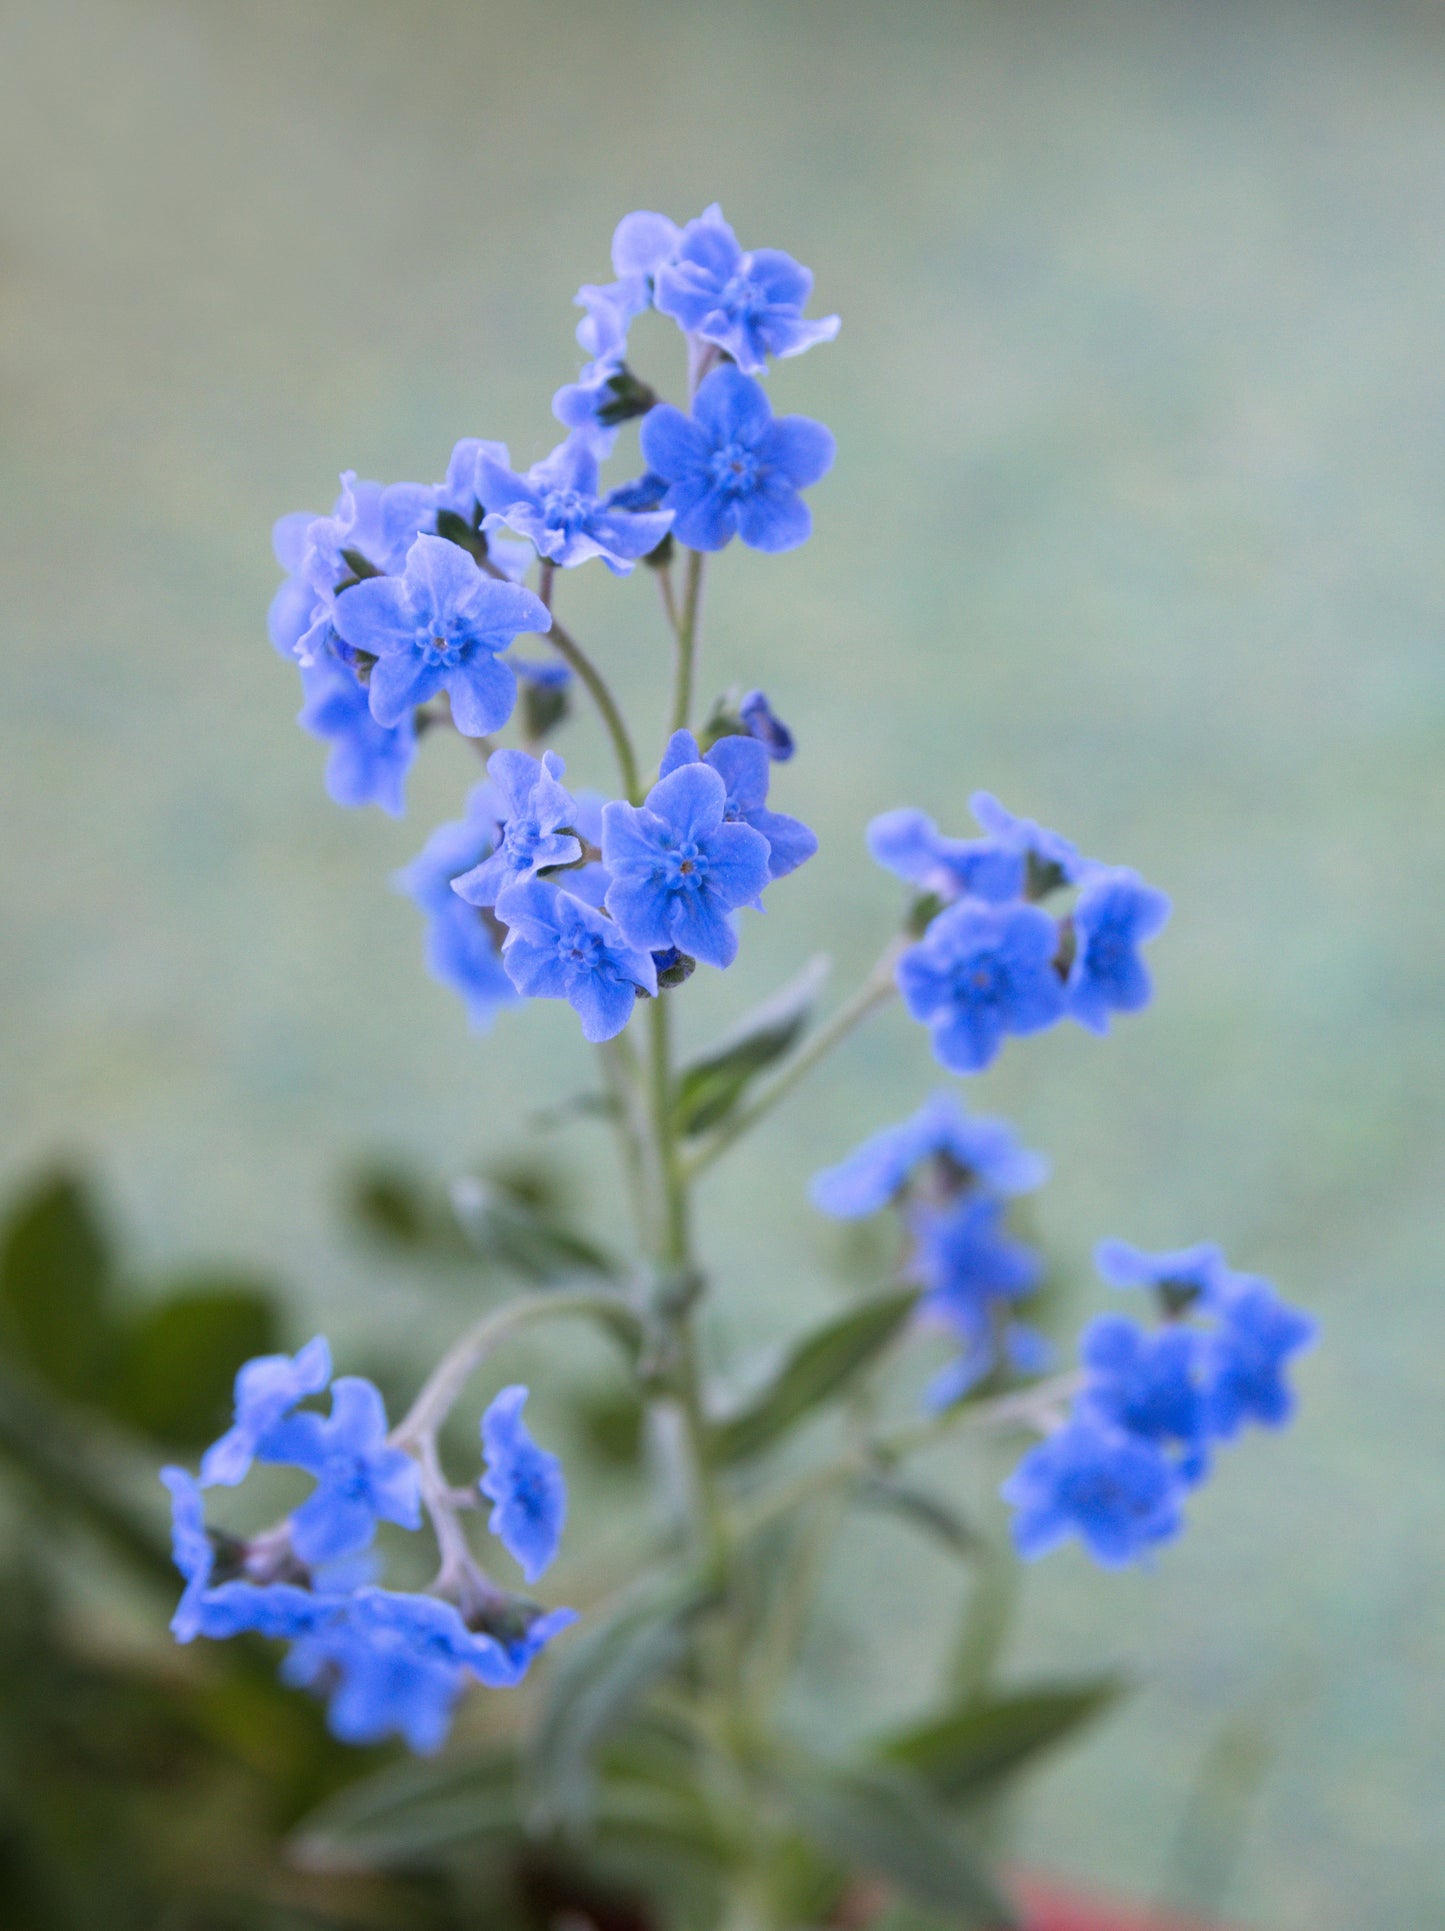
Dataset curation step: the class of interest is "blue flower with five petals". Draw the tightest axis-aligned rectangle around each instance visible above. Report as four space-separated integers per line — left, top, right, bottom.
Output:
639 365 834 554
601 761 772 969
297 654 416 816
258 1377 422 1566
896 899 1066 1074
476 433 673 574
1002 1417 1183 1569
1066 866 1172 1034
394 786 520 1032
332 534 549 737
450 750 582 909
1203 1279 1318 1438
809 1092 1049 1219
1077 1315 1211 1485
479 1385 567 1586
659 730 817 880
653 204 839 374
496 879 658 1042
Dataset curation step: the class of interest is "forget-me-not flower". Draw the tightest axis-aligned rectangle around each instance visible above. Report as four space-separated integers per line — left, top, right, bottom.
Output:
653 205 840 374
476 433 673 574
659 730 817 881
163 1467 344 1644
450 750 582 908
496 879 658 1041
1078 1315 1211 1485
1094 1238 1237 1312
909 1194 1047 1405
332 534 548 737
809 1091 1049 1218
297 654 416 816
739 689 795 761
867 808 1026 906
1067 866 1172 1034
258 1376 421 1566
199 1336 332 1488
601 761 772 969
553 211 680 431
1203 1279 1317 1438
270 473 438 669
1002 1418 1183 1568
479 1385 567 1586
395 786 520 1032
639 365 835 554
970 792 1086 894
896 899 1067 1074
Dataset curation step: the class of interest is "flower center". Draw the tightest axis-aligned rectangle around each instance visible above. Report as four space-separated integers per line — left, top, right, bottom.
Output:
719 271 766 318
709 442 760 496
543 487 590 535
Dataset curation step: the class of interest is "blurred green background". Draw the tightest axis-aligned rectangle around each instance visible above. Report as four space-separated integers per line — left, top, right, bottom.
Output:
3 0 1443 1923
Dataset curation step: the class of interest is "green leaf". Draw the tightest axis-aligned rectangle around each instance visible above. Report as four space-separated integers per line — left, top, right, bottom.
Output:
878 1678 1125 1803
110 1280 279 1448
714 1288 920 1466
772 1754 1015 1926
450 1176 619 1282
0 1170 115 1400
854 1474 982 1558
528 1580 705 1831
673 956 830 1138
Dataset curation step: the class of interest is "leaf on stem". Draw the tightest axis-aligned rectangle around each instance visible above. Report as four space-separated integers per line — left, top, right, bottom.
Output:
769 1751 1016 1926
111 1279 279 1448
853 1474 983 1559
876 1678 1126 1804
0 1169 117 1400
672 956 830 1138
713 1289 920 1467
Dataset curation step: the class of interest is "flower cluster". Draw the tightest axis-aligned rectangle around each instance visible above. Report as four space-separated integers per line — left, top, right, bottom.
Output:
163 1341 573 1751
872 792 1171 1074
811 1093 1051 1406
267 203 833 1038
1002 1242 1317 1567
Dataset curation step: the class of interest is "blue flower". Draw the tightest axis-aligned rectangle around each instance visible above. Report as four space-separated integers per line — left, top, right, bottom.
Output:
553 212 681 431
1067 866 1172 1034
970 792 1086 891
1203 1279 1317 1438
1002 1418 1183 1568
479 1385 567 1585
476 433 673 574
1094 1238 1237 1312
639 365 834 554
653 205 840 374
297 654 416 816
867 808 1025 906
269 472 437 668
199 1336 332 1489
809 1091 1049 1218
659 730 817 881
258 1377 422 1566
601 761 772 969
395 787 521 1032
332 534 549 737
909 1194 1046 1406
496 879 657 1042
896 900 1067 1074
162 1467 343 1644
281 1589 575 1753
739 689 795 761
1077 1315 1211 1485
450 750 582 908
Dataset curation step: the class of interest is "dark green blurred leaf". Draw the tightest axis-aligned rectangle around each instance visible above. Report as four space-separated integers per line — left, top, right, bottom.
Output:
877 1679 1125 1803
771 1753 1014 1925
713 1289 919 1466
575 1386 646 1468
450 1176 619 1283
293 1747 522 1872
110 1279 279 1448
947 1549 1020 1703
0 1170 116 1400
673 956 830 1138
854 1474 982 1558
528 1581 705 1831
345 1162 471 1261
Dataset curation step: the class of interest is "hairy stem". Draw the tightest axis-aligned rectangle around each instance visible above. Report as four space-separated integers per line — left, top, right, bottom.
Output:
684 938 906 1180
668 548 707 737
543 611 643 804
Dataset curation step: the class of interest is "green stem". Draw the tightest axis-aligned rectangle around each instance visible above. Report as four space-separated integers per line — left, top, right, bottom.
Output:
668 548 707 737
684 938 906 1181
391 1290 644 1449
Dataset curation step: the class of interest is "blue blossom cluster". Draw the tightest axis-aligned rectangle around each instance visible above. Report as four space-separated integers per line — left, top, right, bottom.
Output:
870 792 1172 1074
266 204 834 1039
163 1341 573 1751
811 1093 1052 1406
1003 1241 1318 1568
